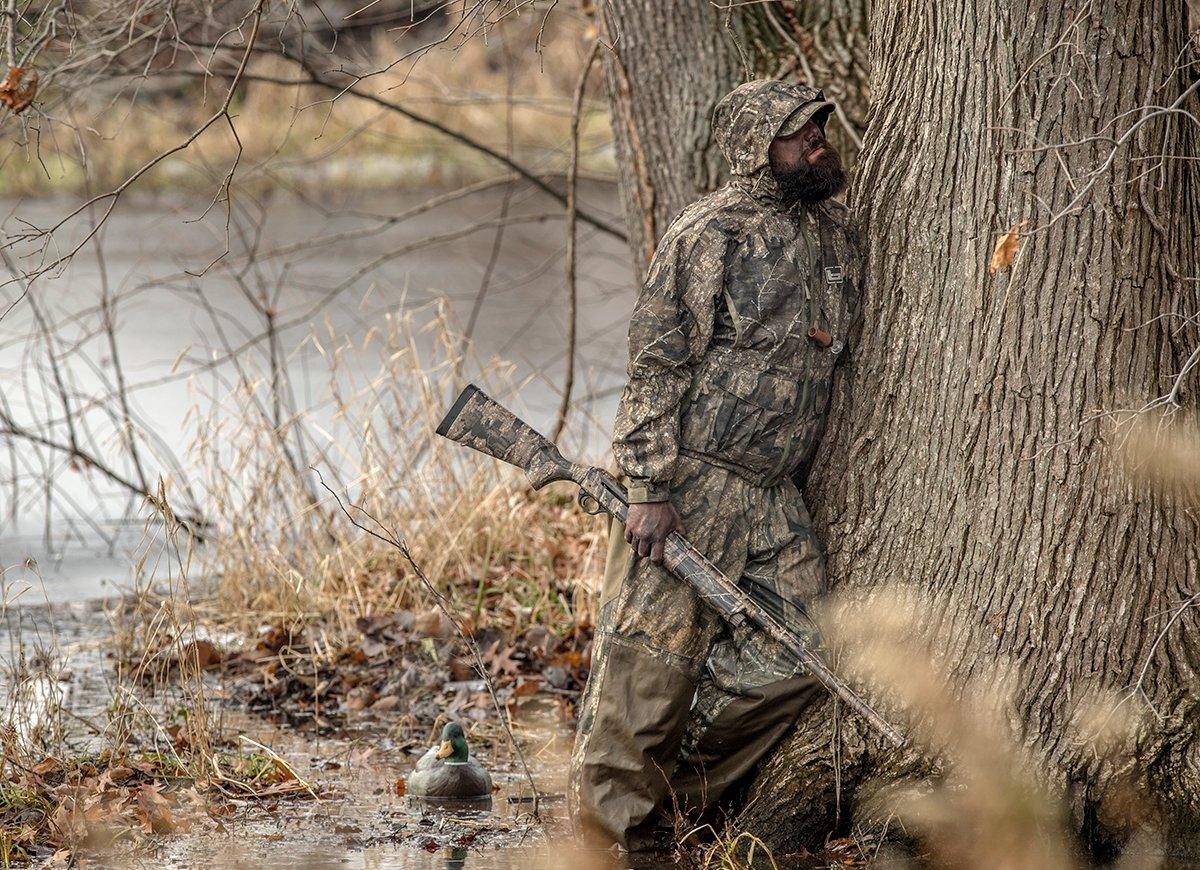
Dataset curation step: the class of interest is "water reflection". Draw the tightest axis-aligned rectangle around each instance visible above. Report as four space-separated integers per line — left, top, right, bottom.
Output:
0 186 634 603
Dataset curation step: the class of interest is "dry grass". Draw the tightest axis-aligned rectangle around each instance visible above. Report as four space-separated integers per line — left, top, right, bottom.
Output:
0 501 319 864
0 11 613 196
825 590 1142 870
679 587 1162 869
1117 412 1200 504
4 314 1175 865
189 301 606 654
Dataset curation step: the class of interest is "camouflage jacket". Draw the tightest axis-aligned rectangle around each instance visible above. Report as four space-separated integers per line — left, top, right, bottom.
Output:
613 80 862 503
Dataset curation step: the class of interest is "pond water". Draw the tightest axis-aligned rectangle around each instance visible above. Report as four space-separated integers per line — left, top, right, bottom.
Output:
0 183 636 605
150 711 585 870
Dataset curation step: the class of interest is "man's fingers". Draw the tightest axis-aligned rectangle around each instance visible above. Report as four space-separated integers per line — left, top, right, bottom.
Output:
636 537 651 559
625 526 634 544
650 539 665 564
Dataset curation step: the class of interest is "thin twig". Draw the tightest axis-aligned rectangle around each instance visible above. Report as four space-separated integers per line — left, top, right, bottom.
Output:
3 0 16 69
1039 77 1200 231
551 39 598 443
240 54 628 244
455 34 519 381
0 0 269 303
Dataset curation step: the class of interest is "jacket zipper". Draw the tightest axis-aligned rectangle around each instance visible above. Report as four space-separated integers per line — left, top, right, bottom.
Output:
764 212 820 484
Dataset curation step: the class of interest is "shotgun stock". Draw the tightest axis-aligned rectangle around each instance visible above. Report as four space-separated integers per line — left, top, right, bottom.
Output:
436 384 905 748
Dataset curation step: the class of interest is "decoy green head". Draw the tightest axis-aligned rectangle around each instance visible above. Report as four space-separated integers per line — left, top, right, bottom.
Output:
435 721 470 763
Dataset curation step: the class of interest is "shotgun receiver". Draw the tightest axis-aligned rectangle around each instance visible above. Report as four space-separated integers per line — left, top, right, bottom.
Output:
436 384 905 748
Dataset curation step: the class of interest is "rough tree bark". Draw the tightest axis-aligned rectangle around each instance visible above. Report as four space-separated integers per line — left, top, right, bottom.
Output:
602 0 1200 857
598 0 751 268
740 0 1200 856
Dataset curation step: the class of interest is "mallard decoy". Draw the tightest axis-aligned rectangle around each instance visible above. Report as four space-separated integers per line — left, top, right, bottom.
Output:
407 721 493 802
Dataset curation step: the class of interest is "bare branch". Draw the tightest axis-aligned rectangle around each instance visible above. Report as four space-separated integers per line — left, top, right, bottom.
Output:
552 38 598 443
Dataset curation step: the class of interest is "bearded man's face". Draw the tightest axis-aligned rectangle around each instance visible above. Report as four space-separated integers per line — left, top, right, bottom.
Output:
768 116 847 206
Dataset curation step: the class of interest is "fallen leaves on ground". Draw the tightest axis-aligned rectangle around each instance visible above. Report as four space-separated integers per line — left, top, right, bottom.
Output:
0 750 318 865
225 609 593 741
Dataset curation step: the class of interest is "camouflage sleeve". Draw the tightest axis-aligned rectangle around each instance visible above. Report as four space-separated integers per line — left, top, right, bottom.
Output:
613 220 727 503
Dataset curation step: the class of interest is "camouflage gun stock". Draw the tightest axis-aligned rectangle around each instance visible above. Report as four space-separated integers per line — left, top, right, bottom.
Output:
436 384 906 748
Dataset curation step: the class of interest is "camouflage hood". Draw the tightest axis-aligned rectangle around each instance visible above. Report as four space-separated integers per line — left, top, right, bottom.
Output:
712 80 834 203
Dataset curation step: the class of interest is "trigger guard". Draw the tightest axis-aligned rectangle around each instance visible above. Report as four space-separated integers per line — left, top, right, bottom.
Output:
578 489 603 516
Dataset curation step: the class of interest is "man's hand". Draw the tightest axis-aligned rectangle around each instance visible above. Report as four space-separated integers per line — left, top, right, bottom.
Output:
625 501 684 565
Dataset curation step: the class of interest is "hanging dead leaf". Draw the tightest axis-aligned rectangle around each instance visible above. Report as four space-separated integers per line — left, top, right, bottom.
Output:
0 67 38 114
393 777 407 797
989 219 1028 273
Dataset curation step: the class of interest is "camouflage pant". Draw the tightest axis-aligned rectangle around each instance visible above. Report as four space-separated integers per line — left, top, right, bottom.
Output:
569 455 825 851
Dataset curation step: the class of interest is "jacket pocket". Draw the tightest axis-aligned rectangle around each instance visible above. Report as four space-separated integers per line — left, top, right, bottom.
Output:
705 366 802 467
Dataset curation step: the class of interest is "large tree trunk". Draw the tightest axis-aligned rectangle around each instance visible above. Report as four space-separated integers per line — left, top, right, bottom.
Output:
738 0 1200 857
598 0 751 268
602 0 1200 858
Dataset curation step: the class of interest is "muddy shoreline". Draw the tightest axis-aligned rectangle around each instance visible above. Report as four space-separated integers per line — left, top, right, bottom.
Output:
0 598 597 869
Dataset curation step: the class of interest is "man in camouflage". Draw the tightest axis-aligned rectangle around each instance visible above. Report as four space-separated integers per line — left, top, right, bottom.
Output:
569 79 860 855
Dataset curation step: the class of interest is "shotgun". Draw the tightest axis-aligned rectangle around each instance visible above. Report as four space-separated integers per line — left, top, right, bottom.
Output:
436 383 905 748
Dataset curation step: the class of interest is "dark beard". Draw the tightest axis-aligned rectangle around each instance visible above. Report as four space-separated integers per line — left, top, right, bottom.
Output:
774 148 848 205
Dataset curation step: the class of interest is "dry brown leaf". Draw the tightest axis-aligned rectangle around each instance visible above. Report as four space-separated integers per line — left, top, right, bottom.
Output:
270 757 297 782
135 783 189 834
166 723 190 751
344 686 378 711
413 608 451 638
179 638 222 669
49 800 84 840
989 219 1028 273
513 677 542 698
393 777 407 797
0 67 38 114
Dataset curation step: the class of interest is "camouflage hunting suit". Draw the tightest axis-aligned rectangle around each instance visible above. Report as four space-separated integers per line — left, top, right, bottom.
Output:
569 80 862 852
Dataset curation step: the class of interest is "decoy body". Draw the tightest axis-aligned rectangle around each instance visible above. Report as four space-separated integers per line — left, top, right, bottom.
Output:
407 721 493 802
